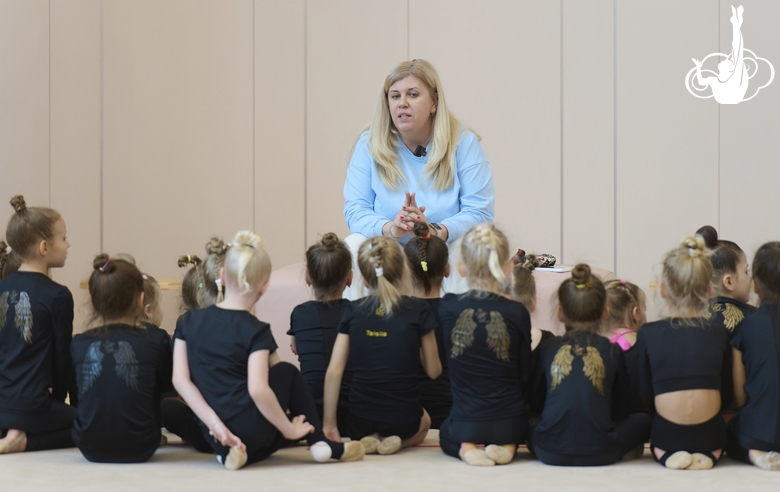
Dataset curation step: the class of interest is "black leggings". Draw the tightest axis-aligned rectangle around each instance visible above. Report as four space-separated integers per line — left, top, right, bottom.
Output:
161 398 213 453
0 402 77 452
725 414 780 464
203 362 344 465
650 413 726 466
528 413 650 466
439 415 527 459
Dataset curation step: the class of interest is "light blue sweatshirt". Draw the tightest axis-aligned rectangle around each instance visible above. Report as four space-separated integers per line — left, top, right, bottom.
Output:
343 130 494 244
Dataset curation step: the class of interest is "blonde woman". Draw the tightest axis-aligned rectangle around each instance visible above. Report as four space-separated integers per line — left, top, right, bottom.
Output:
343 59 494 297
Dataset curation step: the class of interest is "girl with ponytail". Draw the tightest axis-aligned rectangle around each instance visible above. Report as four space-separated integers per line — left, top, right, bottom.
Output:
528 264 650 466
404 222 451 429
437 223 533 466
173 231 364 470
324 235 441 455
634 236 732 470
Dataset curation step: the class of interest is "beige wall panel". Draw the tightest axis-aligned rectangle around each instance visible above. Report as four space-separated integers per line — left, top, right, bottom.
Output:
616 1 719 318
103 0 255 332
0 0 49 211
49 0 101 333
410 0 561 257
719 0 780 258
305 0 407 244
562 0 614 271
255 0 306 268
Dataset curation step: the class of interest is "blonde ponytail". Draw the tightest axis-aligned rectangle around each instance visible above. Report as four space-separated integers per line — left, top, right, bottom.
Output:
224 230 272 294
358 236 405 315
461 223 510 291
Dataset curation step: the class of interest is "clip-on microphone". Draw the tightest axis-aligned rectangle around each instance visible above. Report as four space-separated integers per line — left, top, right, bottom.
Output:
413 145 427 157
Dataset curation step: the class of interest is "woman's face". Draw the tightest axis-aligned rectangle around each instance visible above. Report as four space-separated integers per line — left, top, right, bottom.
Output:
387 75 437 140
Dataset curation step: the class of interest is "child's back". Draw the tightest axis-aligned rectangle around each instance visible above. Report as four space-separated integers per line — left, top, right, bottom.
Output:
72 322 172 463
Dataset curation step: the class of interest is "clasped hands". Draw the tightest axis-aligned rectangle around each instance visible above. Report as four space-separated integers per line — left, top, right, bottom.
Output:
387 191 430 239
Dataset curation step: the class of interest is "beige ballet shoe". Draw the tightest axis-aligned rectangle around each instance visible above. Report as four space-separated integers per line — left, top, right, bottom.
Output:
485 444 515 465
360 436 380 454
622 444 644 460
377 435 402 455
688 453 714 470
664 451 693 469
754 451 780 471
0 432 27 454
223 445 248 471
459 448 495 466
340 441 366 462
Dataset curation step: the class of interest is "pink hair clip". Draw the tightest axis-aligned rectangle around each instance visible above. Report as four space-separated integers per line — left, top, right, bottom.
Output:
142 274 148 280
620 279 627 285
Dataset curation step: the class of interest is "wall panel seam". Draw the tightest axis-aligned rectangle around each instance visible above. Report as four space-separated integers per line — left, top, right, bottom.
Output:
304 0 308 248
253 0 256 233
48 0 51 207
560 0 564 263
100 0 104 252
613 0 617 275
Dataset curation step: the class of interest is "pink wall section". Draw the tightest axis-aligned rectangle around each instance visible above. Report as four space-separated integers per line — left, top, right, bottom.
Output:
2 0 780 335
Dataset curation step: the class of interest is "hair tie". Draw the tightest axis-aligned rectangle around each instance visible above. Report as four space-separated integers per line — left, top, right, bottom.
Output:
620 279 627 285
187 254 192 263
375 267 384 278
576 283 586 289
420 233 431 240
142 274 148 280
215 278 222 287
99 257 111 272
421 261 428 272
198 282 203 290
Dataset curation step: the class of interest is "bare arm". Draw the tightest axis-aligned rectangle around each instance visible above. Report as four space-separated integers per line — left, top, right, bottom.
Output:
323 333 350 441
172 340 245 451
420 331 442 380
247 350 313 441
732 347 747 408
290 336 297 356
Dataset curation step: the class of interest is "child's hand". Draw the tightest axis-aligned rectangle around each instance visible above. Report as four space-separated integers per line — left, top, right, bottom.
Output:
284 414 314 441
323 422 341 442
210 422 246 453
290 343 297 356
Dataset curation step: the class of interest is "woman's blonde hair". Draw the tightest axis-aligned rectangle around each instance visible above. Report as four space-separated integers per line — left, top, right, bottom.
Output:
358 236 406 316
661 235 713 312
461 223 510 291
224 230 272 295
368 59 467 192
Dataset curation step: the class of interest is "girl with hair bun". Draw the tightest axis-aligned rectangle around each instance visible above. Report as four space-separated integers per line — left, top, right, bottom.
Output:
287 233 353 435
404 221 451 429
199 237 230 308
696 225 755 331
324 235 441 455
178 254 203 313
634 236 732 470
69 254 181 463
0 196 76 455
529 264 650 466
727 242 780 470
437 223 533 466
174 231 364 470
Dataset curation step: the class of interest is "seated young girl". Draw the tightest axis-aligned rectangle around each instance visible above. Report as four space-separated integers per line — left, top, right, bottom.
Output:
178 254 203 313
601 279 646 351
529 264 650 466
287 233 353 435
697 225 755 331
173 231 363 470
0 196 76 454
438 223 532 467
634 236 732 470
403 222 451 429
727 241 780 470
70 255 175 463
323 236 441 455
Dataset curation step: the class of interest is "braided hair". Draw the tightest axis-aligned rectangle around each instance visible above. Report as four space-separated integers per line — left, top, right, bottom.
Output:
358 236 406 315
403 222 448 295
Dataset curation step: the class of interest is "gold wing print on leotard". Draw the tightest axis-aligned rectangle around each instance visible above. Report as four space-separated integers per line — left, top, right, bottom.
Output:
451 308 476 358
485 311 510 362
0 292 9 332
582 346 606 395
550 344 574 392
722 303 744 331
14 291 33 344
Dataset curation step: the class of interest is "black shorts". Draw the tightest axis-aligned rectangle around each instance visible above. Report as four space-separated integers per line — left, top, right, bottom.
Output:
651 412 726 454
348 412 421 441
